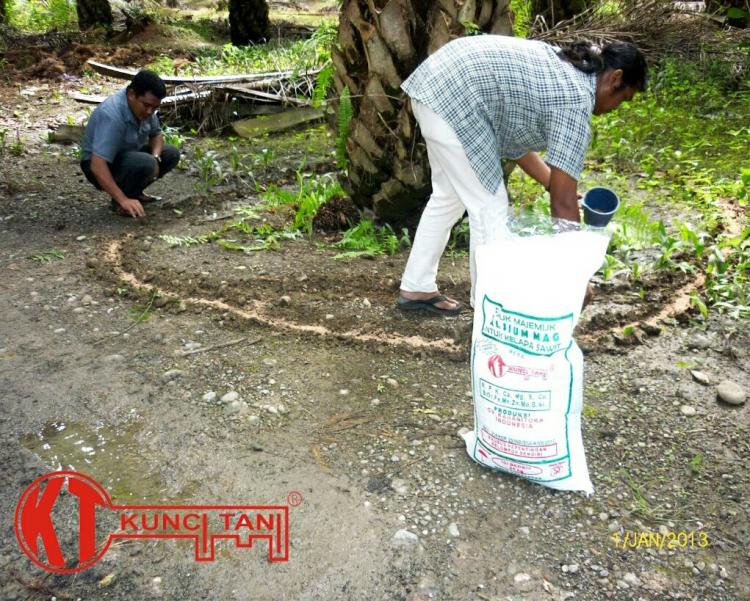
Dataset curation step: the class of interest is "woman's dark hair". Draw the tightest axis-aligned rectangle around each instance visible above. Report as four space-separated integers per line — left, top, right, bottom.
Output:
127 70 167 99
559 41 648 92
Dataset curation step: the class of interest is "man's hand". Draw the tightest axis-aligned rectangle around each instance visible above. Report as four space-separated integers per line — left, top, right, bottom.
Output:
118 197 146 218
90 155 147 218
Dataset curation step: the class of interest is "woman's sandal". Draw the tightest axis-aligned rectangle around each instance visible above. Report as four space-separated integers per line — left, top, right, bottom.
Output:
396 294 462 316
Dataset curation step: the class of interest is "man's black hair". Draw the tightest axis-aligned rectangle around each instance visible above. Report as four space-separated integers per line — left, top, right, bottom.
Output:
127 70 167 100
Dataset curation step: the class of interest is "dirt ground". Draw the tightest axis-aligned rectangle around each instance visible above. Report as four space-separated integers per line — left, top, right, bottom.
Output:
1 37 749 601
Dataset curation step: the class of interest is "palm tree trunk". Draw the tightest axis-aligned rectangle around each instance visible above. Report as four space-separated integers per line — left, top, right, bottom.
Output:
229 0 269 45
333 0 513 224
76 0 114 30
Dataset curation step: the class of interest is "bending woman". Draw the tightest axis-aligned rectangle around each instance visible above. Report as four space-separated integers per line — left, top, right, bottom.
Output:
396 36 648 315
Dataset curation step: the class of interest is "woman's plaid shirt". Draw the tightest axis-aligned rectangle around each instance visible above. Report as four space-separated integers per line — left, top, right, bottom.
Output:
402 35 597 194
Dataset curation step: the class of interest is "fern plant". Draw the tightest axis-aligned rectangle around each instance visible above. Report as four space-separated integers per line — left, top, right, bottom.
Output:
336 87 354 170
312 63 335 109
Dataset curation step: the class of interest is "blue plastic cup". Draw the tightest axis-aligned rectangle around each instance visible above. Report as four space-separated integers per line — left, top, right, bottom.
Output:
582 187 620 227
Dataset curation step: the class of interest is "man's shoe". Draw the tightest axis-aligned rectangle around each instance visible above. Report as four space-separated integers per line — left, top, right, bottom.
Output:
136 193 162 204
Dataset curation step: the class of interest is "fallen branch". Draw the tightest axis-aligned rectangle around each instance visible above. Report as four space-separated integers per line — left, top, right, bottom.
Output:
72 89 211 107
85 60 320 86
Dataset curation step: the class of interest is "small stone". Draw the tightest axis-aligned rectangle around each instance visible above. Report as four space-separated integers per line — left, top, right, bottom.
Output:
225 400 248 415
370 398 381 406
150 576 163 595
518 526 530 536
248 415 261 426
690 370 711 385
339 389 349 396
680 405 697 416
386 378 399 388
154 297 168 308
390 478 408 495
73 307 86 314
184 342 201 351
599 512 609 521
447 522 460 538
391 529 419 547
81 294 93 306
567 564 580 574
717 380 746 406
202 391 217 403
688 334 712 350
105 354 125 362
325 314 334 320
85 258 99 269
278 295 292 306
221 391 239 403
391 454 400 462
262 358 277 367
162 369 184 381
623 572 641 587
176 301 187 313
513 573 534 592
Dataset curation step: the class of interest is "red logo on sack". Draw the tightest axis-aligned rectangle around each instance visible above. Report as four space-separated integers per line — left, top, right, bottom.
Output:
15 471 291 573
487 354 551 380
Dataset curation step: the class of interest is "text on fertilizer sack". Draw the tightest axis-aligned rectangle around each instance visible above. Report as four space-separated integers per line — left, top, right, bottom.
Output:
481 297 574 356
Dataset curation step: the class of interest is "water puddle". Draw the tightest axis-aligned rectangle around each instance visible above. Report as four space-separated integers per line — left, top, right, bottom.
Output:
21 418 188 503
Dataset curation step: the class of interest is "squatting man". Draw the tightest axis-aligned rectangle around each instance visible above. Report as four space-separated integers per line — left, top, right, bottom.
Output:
80 70 180 219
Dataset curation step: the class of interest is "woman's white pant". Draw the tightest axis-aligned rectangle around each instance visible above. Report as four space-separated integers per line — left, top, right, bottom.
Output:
400 101 509 304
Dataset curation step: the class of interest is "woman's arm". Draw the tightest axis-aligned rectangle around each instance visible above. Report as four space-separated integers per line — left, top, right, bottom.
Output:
549 167 580 222
516 152 551 190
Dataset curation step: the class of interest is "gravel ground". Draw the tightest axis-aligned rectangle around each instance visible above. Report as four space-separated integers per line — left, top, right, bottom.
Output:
1 70 749 601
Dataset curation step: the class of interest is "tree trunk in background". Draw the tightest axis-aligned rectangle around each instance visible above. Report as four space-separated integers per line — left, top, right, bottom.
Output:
0 0 6 26
333 0 513 224
78 0 152 34
76 0 114 30
531 0 588 27
229 0 269 45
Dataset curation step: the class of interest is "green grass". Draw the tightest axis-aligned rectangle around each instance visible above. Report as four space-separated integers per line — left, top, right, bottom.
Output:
155 21 337 77
8 0 78 32
333 220 399 259
28 249 65 263
261 171 344 236
510 0 533 37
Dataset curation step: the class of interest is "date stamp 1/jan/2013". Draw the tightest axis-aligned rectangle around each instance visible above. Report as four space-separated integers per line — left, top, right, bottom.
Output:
611 530 710 550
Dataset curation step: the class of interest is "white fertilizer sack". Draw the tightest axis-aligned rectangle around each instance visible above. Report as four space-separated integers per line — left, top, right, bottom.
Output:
463 226 610 494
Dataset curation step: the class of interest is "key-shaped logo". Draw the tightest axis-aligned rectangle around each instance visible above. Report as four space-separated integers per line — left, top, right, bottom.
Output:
15 471 290 573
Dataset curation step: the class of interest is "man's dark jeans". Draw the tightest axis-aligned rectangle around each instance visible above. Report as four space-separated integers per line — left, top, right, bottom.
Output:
80 145 180 198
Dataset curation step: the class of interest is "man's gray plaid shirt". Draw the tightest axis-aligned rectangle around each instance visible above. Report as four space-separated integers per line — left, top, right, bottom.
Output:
402 35 597 194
